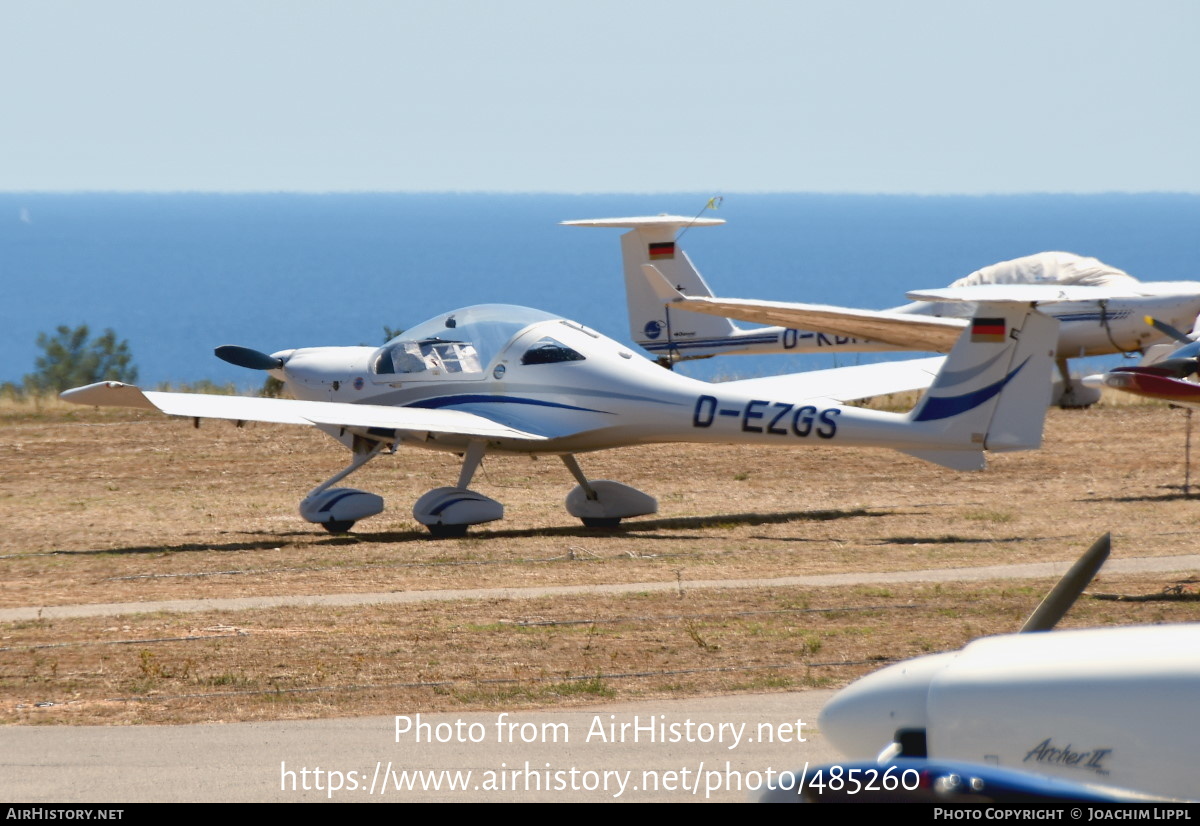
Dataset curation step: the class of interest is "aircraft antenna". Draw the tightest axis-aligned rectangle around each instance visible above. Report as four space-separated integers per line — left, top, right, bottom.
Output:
676 195 723 240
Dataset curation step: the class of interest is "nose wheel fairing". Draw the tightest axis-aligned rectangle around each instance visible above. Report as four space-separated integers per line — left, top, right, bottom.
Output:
298 438 387 533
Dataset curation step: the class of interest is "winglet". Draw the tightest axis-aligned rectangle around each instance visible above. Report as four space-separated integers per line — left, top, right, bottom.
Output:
60 381 158 411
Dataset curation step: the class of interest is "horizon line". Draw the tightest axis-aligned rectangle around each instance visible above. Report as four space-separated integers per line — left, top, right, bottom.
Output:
2 189 1200 197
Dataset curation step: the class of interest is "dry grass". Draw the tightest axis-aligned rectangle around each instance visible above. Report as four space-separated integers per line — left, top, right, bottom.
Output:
3 397 1200 724
6 577 1198 726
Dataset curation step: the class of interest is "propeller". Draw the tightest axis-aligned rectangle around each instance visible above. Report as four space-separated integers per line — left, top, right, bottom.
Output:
1119 317 1200 379
1019 533 1110 632
1139 340 1200 379
1145 315 1194 345
214 345 284 371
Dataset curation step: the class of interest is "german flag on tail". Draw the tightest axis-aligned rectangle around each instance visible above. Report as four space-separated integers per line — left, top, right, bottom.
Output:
648 242 675 261
971 317 1006 343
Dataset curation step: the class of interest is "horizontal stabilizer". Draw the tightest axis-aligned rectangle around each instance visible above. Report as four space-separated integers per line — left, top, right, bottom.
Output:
561 215 724 230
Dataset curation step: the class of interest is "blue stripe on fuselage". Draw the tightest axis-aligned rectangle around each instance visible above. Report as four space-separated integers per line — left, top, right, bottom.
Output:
1051 311 1131 323
405 394 612 415
640 335 779 351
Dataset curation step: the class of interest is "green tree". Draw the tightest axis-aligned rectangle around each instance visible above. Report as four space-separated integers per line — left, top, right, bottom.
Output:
259 375 285 398
24 324 138 393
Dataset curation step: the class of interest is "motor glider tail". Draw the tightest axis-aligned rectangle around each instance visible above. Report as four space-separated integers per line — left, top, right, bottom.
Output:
561 215 733 360
902 300 1058 470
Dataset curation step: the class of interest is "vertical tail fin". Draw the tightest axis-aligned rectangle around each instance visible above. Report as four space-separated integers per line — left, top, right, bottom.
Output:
561 216 733 361
902 302 1058 469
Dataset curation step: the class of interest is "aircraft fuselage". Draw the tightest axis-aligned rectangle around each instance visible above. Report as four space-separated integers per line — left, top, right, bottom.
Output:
271 305 1046 461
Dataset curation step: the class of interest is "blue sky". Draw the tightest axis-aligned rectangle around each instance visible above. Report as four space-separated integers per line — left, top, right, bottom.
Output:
3 0 1198 193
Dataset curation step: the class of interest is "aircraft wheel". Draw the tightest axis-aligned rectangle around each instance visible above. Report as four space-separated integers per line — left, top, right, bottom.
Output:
581 516 622 528
427 523 469 538
1055 381 1102 409
321 520 356 534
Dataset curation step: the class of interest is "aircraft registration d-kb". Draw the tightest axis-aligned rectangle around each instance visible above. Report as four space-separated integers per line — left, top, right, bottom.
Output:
566 215 1200 407
63 294 1057 536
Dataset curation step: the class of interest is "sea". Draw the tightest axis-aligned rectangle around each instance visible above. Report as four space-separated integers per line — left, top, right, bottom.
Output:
4 192 1200 389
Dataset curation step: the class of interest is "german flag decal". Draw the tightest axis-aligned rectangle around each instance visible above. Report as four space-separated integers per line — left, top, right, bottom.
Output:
648 242 675 260
971 317 1006 343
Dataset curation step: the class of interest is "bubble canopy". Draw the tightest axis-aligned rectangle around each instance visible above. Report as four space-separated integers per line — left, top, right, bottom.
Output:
371 304 564 377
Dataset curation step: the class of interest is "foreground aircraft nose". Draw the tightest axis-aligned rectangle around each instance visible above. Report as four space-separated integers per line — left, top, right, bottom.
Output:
818 651 955 759
214 345 285 371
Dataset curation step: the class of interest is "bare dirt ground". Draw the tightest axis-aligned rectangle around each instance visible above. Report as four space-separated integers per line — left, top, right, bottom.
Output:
3 397 1199 725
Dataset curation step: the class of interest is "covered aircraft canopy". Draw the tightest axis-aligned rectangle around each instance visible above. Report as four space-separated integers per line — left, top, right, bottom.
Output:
949 251 1136 289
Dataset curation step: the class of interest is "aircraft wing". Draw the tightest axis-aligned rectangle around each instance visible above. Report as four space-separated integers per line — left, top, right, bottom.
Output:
642 264 965 352
907 284 1154 303
716 356 945 404
60 382 549 442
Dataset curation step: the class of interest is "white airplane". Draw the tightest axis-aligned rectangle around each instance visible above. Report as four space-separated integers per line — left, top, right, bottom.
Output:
771 535 1200 803
565 215 1200 407
62 295 1056 536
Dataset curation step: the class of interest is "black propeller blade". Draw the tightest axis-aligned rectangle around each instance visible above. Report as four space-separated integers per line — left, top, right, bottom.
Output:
215 345 284 371
1128 317 1200 378
1143 339 1200 379
1019 533 1110 633
1145 315 1194 345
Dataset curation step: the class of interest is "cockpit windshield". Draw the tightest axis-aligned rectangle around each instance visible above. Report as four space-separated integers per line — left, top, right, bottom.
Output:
371 304 563 377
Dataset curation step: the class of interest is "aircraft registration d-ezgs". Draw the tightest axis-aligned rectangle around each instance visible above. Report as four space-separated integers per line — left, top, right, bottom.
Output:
63 293 1057 536
568 215 1200 407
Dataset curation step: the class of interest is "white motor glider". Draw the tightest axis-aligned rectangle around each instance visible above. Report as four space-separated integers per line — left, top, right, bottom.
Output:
62 296 1056 536
566 215 1200 407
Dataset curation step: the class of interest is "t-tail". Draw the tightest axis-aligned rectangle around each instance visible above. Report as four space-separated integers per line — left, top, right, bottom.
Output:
902 300 1058 470
562 215 756 363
